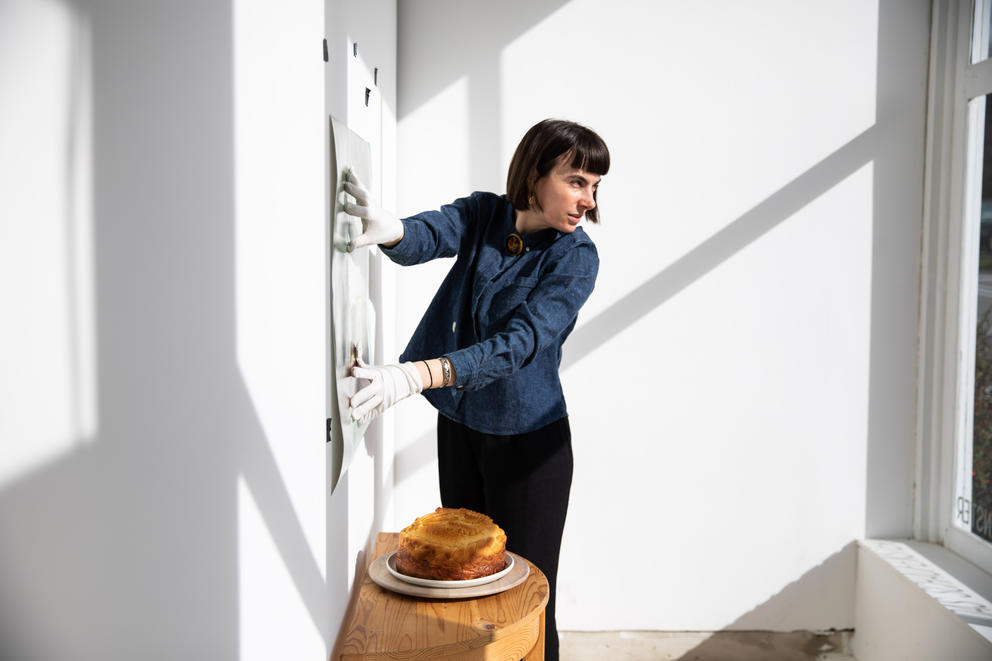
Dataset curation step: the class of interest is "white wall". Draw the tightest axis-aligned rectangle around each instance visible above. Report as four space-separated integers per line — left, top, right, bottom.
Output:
0 0 931 648
393 0 929 631
0 0 395 658
323 0 399 651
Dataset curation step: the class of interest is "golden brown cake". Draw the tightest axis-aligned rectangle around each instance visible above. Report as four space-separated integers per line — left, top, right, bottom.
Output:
396 507 507 580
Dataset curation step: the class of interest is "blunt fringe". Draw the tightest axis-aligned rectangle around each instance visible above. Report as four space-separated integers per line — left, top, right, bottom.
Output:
506 119 611 223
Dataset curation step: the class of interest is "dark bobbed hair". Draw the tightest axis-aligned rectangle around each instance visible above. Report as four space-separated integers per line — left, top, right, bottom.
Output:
506 119 611 223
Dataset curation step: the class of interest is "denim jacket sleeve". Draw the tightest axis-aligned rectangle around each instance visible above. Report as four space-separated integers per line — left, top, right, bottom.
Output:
446 237 599 391
380 194 481 265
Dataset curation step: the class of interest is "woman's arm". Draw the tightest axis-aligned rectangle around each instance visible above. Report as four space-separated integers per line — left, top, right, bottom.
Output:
413 357 457 390
445 240 598 391
349 234 597 422
379 196 480 266
349 357 457 424
343 172 483 264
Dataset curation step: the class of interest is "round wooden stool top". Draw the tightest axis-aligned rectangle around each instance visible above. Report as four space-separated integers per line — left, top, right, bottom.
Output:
337 532 550 660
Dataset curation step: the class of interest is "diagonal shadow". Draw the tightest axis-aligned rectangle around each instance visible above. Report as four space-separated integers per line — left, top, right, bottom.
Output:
562 124 880 371
393 427 438 488
673 542 856 660
237 380 330 636
397 0 573 120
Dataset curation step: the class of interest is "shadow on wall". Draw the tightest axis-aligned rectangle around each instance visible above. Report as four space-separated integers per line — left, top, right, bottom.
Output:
397 90 876 490
395 2 926 530
671 542 857 661
394 428 437 488
397 0 574 192
0 0 335 658
560 123 878 366
559 544 856 660
560 0 924 540
0 0 925 656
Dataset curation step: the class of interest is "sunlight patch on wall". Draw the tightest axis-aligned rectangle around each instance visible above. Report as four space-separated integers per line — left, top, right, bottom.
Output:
0 0 97 487
397 74 472 215
238 475 324 660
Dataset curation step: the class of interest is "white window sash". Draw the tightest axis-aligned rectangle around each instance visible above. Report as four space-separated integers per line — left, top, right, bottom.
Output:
918 0 992 576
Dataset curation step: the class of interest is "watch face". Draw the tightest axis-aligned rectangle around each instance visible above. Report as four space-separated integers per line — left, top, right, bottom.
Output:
328 115 374 491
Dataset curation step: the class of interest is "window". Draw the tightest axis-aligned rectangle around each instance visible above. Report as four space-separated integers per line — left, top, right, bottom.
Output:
958 92 992 546
918 0 992 574
976 0 992 63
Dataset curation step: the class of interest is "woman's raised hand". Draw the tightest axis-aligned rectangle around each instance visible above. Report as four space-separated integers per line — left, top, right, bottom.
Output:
342 171 404 251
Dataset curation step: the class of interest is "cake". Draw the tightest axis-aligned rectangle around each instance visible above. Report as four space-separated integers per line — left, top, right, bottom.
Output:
396 507 507 580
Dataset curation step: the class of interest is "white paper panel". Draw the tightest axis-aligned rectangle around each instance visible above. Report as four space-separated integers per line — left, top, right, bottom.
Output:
327 115 374 491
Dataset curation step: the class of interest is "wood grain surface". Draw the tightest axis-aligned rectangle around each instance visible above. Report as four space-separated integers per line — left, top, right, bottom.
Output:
338 532 550 660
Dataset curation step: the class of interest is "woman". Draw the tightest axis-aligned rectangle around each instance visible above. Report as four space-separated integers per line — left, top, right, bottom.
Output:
346 118 609 661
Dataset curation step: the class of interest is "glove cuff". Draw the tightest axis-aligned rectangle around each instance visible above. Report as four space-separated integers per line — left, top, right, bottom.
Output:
398 362 424 395
382 211 404 245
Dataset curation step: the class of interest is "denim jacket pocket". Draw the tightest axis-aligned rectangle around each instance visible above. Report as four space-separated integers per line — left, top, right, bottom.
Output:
484 277 539 331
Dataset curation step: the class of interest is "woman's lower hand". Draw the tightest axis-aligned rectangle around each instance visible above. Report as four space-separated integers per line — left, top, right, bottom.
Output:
349 362 423 423
342 171 404 250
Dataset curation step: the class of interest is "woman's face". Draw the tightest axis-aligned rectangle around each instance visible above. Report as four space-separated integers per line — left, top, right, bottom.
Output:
532 159 601 234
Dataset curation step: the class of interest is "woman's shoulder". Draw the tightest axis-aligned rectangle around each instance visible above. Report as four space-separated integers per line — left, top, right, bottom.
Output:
437 191 507 220
568 226 595 247
542 227 598 276
451 192 511 231
554 226 597 254
465 191 510 211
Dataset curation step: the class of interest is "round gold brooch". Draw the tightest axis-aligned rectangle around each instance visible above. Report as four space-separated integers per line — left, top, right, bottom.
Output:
506 233 523 256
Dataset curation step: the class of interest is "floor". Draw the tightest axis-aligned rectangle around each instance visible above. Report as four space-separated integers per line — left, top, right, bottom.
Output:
559 631 856 661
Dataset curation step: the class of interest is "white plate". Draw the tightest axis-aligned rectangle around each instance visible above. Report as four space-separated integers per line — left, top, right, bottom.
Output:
385 552 514 588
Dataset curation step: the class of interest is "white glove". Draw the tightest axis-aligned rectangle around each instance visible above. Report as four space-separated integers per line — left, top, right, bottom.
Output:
342 171 404 251
350 362 423 423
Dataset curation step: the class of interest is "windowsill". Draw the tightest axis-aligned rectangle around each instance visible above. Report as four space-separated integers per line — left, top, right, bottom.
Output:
855 539 992 659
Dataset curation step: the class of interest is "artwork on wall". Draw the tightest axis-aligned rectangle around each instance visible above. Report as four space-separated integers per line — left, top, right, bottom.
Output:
327 115 375 492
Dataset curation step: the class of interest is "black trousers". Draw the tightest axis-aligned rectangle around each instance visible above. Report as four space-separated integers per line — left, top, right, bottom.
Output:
437 414 573 661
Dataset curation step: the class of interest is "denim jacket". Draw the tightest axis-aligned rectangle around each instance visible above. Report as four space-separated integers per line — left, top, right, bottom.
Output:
382 192 599 435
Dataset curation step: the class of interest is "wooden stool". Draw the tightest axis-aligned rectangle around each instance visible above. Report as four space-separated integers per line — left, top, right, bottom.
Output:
337 532 550 660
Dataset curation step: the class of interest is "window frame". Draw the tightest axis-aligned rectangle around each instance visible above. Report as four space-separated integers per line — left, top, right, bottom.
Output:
917 0 992 575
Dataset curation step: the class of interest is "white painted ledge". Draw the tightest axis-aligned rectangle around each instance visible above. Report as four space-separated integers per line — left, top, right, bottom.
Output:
854 539 992 661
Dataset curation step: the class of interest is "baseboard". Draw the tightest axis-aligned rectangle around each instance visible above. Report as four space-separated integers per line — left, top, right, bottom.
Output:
559 630 853 660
